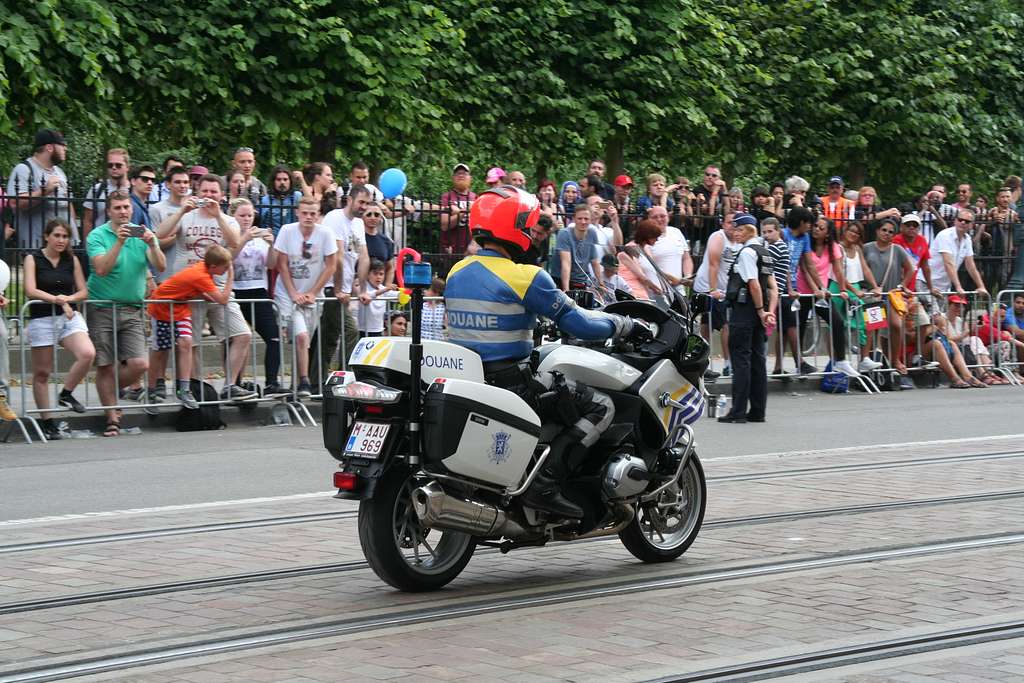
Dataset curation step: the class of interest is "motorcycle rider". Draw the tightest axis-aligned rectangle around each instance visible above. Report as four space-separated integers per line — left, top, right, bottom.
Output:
445 185 652 519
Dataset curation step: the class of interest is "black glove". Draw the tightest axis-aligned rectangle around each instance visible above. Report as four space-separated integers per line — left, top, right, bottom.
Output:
627 319 655 344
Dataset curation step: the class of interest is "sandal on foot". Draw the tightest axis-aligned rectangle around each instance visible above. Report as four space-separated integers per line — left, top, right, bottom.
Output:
950 381 971 389
968 377 988 388
103 422 121 437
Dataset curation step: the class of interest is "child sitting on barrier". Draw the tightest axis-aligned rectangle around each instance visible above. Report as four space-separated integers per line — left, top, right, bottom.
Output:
147 246 235 409
357 259 397 338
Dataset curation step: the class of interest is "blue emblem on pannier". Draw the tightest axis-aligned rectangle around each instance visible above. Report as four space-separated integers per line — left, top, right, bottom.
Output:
488 431 511 464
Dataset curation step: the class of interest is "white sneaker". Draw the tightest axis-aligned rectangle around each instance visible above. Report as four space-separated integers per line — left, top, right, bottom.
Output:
835 360 861 377
858 357 883 372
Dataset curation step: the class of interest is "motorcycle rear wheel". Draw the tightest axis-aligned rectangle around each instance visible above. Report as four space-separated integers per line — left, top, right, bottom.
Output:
619 454 706 562
358 465 476 592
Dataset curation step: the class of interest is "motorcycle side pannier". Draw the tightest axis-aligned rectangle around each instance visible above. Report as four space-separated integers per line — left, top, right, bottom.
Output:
423 378 541 488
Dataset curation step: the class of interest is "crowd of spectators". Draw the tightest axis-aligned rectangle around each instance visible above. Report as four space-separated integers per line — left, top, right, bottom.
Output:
1 128 1023 431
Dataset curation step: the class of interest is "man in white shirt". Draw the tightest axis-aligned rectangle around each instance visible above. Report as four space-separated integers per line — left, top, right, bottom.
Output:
317 184 371 384
585 194 623 258
922 209 987 302
647 205 694 299
156 174 254 400
274 198 338 398
693 212 742 375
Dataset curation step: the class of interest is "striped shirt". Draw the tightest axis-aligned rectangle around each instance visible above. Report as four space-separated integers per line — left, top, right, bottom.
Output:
766 239 792 293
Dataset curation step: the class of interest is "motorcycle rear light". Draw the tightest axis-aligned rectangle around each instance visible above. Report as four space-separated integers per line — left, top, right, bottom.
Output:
331 381 401 403
334 471 358 491
362 405 384 415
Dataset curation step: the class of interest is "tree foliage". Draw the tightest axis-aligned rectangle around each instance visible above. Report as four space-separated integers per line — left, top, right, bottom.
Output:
1 0 1021 198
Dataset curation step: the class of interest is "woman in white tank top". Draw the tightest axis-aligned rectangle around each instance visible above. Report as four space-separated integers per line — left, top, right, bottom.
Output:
838 222 880 294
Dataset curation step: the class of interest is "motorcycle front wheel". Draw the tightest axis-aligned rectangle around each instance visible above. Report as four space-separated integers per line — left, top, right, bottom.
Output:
619 454 706 562
358 465 476 592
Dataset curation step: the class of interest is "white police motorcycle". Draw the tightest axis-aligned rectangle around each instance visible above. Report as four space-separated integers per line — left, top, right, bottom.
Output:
323 254 709 592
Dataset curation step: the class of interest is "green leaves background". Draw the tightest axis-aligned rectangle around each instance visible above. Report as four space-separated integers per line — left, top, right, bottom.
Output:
1 0 1021 198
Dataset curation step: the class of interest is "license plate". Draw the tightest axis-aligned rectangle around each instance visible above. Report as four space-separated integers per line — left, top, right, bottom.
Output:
344 422 391 458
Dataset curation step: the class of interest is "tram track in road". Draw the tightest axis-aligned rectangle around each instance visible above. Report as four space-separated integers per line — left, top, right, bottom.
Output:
3 448 1022 557
643 620 1024 682
0 510 356 555
2 531 1022 683
4 487 1024 617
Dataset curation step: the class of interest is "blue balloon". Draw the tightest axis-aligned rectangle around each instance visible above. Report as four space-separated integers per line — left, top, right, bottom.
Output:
378 168 407 199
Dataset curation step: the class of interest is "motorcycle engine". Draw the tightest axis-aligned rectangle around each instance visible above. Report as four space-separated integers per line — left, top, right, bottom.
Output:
602 453 649 499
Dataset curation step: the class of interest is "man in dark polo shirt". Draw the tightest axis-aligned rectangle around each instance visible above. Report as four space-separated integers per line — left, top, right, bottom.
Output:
439 163 476 256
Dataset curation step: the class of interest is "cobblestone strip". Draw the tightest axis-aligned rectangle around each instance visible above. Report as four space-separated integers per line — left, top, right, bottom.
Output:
46 541 1024 683
2 498 1022 670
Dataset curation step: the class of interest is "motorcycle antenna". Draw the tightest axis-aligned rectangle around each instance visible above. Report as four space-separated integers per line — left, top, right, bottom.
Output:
396 247 432 466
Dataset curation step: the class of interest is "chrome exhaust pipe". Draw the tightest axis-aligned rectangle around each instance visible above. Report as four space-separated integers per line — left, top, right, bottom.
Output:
412 482 524 537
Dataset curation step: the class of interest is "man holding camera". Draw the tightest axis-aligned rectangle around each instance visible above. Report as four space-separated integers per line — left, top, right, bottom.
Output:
156 175 254 400
86 191 166 435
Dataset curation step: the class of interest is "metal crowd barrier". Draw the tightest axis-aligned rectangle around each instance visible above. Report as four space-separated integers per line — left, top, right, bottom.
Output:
9 295 340 442
5 289 441 442
992 289 1024 385
834 289 1003 389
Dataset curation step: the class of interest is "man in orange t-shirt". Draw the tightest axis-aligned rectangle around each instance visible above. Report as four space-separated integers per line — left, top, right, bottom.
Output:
147 245 233 408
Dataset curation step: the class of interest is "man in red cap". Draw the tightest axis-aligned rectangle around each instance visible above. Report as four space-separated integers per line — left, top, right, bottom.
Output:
612 175 633 214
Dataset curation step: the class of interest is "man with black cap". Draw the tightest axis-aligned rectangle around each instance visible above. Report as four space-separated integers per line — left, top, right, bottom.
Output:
6 129 79 248
719 213 777 424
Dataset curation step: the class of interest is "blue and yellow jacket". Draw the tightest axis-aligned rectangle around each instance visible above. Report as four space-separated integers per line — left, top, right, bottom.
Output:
445 249 623 362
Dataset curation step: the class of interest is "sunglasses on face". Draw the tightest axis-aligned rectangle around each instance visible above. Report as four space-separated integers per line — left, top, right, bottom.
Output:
138 176 156 183
363 212 382 218
107 162 125 169
302 242 313 259
957 218 974 224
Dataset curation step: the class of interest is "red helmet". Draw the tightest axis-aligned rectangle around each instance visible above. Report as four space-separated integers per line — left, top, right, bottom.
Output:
469 185 539 256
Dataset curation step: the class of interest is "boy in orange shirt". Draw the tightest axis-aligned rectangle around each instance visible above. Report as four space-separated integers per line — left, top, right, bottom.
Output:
147 246 234 408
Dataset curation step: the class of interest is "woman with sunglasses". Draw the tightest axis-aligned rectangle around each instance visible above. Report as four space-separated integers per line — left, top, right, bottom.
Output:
229 199 286 396
863 218 915 382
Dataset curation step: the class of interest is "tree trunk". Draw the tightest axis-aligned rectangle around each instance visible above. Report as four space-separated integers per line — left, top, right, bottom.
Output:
604 134 625 178
308 131 337 163
847 161 867 190
535 162 548 184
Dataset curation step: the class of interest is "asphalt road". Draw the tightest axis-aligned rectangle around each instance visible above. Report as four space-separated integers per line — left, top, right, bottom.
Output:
1 386 1017 520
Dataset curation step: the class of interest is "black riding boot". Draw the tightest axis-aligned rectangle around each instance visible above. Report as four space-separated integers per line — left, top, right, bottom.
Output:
520 434 583 519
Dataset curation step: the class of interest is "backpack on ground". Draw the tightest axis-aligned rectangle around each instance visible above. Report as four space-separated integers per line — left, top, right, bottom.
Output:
175 380 225 431
819 360 849 394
